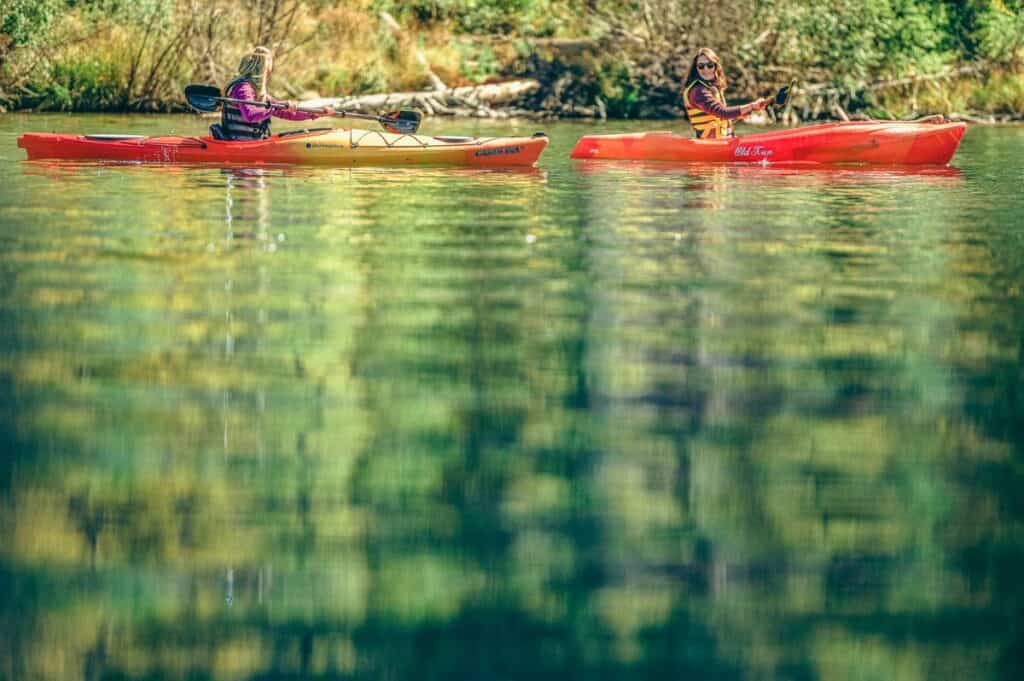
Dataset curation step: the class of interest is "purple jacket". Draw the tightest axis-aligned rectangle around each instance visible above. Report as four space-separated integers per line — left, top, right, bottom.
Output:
228 81 319 123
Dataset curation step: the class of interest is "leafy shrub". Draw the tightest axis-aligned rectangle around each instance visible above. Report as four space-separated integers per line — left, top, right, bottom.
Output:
763 0 954 84
1 0 65 53
942 0 1024 63
971 1 1024 63
454 40 500 83
34 56 125 111
968 70 1024 111
595 63 644 118
316 64 390 96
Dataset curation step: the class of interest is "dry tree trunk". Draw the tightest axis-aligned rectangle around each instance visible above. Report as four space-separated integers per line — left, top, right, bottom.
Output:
249 0 302 51
378 11 447 92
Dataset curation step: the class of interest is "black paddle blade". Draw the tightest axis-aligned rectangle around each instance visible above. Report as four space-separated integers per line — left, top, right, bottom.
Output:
381 110 422 134
185 84 224 113
774 81 795 108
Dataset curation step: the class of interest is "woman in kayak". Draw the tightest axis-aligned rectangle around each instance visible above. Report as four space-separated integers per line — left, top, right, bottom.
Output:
216 46 334 141
683 48 768 139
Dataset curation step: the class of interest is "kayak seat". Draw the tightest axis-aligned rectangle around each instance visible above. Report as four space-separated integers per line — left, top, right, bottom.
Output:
209 124 229 141
83 134 146 141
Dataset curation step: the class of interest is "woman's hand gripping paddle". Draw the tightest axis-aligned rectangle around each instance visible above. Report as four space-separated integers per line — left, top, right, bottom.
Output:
184 85 422 135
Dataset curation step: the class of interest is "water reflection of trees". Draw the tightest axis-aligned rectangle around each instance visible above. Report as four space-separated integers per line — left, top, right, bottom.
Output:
0 161 1021 680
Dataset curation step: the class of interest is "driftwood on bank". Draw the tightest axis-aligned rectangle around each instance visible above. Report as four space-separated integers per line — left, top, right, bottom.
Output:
301 79 543 118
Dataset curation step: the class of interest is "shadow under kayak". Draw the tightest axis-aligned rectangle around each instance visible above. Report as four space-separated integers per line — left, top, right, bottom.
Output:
569 120 966 165
18 128 549 167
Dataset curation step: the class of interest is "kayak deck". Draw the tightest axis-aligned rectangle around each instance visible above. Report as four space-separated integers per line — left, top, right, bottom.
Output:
569 120 967 165
18 127 549 167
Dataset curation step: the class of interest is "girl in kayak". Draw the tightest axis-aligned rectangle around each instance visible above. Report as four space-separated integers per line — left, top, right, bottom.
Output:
683 48 767 139
216 46 335 141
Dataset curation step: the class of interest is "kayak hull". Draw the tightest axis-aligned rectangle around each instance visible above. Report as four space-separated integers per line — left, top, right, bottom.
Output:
18 128 548 167
569 121 966 165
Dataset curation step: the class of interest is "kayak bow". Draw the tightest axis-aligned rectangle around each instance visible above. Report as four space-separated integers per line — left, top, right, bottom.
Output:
569 120 966 165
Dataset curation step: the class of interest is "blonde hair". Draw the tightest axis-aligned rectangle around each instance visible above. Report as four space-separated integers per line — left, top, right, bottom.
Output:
236 46 273 98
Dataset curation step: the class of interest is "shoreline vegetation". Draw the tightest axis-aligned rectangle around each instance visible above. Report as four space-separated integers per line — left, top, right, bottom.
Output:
2 0 1022 123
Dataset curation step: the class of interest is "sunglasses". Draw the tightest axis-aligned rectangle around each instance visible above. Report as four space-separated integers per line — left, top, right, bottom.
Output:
696 62 716 70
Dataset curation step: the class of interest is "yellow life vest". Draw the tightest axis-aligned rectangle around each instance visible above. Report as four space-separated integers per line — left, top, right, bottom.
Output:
683 80 734 139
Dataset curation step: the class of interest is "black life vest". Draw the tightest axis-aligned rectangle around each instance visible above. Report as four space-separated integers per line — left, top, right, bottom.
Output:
683 80 734 139
220 77 271 141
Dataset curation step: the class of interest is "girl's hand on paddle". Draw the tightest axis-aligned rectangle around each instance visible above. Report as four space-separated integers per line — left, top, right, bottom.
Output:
322 106 336 116
285 101 298 112
753 97 769 111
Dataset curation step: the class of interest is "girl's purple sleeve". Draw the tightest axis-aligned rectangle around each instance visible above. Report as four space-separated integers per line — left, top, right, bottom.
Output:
688 84 745 120
266 96 320 122
228 82 320 122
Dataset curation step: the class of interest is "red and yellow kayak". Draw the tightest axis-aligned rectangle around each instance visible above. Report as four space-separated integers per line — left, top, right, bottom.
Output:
18 128 548 167
570 120 966 165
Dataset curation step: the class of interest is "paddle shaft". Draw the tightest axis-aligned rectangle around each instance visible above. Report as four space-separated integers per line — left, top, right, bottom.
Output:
214 94 392 125
736 86 790 118
769 84 793 109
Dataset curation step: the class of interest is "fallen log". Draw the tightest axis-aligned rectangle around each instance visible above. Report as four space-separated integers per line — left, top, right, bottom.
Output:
948 111 997 124
301 79 541 114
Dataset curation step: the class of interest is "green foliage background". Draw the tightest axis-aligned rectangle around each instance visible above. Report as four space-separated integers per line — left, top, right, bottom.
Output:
1 0 1022 115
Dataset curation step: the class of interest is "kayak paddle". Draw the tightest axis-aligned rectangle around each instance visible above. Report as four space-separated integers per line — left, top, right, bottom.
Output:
184 84 422 135
771 81 795 109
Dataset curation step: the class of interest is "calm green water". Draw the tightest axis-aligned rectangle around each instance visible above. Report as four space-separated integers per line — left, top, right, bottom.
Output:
1 113 1023 680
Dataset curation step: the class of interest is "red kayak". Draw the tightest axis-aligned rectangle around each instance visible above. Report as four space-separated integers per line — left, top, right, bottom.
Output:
570 120 966 165
17 128 549 167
